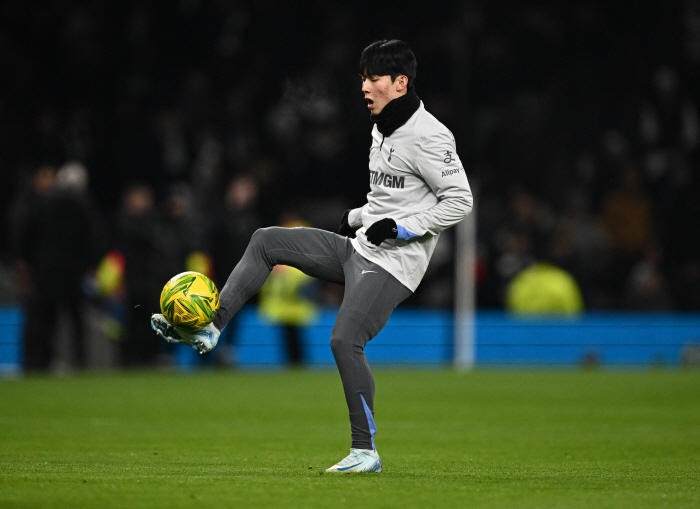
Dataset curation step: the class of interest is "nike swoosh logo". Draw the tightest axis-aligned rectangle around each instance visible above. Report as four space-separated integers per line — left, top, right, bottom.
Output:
337 462 363 471
361 270 377 274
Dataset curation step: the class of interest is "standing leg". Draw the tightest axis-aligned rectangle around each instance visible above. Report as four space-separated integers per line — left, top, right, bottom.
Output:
330 251 412 450
216 226 412 450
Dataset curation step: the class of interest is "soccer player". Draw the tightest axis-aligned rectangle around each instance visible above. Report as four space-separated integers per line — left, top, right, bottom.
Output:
151 39 473 472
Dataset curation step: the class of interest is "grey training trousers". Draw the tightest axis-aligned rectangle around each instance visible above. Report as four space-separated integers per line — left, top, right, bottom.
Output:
212 226 412 450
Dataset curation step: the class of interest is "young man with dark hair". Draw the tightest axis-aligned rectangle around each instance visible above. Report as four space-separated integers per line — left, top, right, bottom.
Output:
151 39 473 473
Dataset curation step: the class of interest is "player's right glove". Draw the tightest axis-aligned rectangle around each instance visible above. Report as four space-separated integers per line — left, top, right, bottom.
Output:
150 313 220 354
365 218 398 245
339 209 356 238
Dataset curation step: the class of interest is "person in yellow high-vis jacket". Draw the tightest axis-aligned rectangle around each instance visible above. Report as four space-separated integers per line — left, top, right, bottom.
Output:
258 264 318 366
506 262 584 315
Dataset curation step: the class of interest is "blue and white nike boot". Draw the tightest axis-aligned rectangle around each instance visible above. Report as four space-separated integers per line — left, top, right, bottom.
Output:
325 449 382 473
150 314 220 354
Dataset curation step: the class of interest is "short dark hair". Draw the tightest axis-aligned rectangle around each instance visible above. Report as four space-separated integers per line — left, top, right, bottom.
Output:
359 39 417 86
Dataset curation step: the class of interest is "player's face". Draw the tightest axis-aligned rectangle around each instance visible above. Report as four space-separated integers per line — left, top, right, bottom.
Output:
361 74 407 115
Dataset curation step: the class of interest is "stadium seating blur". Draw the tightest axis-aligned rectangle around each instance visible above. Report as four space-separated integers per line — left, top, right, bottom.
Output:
1 1 699 370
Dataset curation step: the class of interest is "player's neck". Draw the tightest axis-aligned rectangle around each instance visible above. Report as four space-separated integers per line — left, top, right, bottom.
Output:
370 85 420 137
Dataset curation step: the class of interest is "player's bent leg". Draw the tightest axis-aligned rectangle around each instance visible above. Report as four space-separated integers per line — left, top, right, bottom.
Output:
213 227 350 330
150 227 351 355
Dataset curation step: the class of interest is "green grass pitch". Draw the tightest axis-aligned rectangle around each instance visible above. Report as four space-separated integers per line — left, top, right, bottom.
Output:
1 369 699 508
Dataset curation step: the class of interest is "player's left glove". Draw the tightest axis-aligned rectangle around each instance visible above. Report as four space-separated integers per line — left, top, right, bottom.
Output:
150 313 220 354
339 209 356 238
365 218 398 246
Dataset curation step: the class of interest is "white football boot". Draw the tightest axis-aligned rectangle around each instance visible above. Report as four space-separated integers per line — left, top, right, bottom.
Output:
150 313 220 354
325 449 382 473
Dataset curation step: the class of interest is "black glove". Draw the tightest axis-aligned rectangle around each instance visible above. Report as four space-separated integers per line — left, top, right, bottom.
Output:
365 218 398 246
339 209 356 237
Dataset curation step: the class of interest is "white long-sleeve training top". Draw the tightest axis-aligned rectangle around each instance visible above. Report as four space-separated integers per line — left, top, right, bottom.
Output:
348 102 473 292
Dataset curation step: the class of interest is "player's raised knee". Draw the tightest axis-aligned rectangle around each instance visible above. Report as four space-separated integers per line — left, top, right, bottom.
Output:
250 226 280 246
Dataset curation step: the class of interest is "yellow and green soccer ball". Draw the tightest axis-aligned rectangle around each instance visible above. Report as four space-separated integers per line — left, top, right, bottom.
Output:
160 271 220 330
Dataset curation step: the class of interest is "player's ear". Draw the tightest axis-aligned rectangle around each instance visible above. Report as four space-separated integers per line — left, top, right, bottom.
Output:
394 75 408 92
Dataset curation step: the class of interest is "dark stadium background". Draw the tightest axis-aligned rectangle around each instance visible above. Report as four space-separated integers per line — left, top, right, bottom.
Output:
2 6 700 505
1 0 698 314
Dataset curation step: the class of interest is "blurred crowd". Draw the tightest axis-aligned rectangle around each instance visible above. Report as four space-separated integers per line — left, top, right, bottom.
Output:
2 0 700 367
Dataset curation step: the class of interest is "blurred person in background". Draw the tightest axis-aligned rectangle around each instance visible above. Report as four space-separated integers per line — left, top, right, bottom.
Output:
116 183 163 367
9 164 57 350
151 39 473 473
258 213 319 367
156 182 210 367
212 175 263 286
16 162 104 372
624 241 674 310
600 166 653 308
160 182 207 279
9 165 57 284
208 175 263 368
553 191 604 307
494 228 536 304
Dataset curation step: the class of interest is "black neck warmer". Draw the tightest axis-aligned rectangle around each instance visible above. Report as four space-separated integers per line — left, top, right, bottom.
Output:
370 85 420 137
